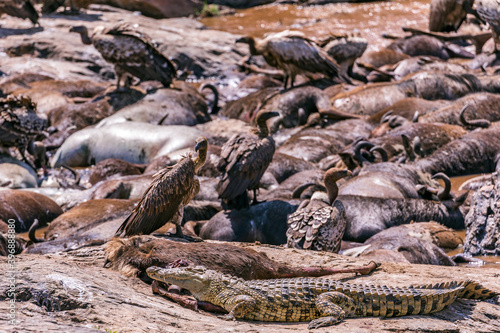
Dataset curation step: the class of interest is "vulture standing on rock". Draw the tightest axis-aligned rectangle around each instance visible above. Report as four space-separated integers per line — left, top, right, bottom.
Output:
0 0 39 25
70 23 176 89
236 31 343 88
115 137 208 239
477 0 500 52
286 168 352 253
216 110 280 210
429 0 475 32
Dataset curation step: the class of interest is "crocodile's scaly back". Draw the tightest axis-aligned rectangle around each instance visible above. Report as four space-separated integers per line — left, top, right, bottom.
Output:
413 280 497 300
147 266 498 329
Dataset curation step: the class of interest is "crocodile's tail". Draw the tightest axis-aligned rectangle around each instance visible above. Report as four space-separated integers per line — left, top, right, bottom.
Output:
456 280 498 300
413 280 497 300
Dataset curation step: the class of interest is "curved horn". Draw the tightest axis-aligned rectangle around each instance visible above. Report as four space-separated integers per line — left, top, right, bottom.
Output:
61 163 81 185
28 219 45 243
354 141 375 166
158 113 169 125
432 172 452 201
369 145 388 162
199 83 220 115
401 134 416 162
388 115 407 128
412 111 420 123
413 136 422 157
380 111 393 124
459 105 491 128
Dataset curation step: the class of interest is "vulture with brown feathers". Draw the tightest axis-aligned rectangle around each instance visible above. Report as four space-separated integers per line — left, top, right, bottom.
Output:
0 0 38 25
115 137 208 239
70 23 176 89
216 110 280 210
236 30 343 88
477 0 500 52
286 168 352 253
429 0 475 32
0 95 47 166
41 0 77 14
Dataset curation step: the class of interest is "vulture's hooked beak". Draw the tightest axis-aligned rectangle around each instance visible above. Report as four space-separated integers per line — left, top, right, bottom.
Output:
195 141 202 152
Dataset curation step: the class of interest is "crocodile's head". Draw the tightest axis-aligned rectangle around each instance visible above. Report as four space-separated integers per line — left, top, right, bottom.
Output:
146 265 213 298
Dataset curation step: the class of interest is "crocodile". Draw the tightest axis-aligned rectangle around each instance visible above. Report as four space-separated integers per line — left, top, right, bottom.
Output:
146 265 498 329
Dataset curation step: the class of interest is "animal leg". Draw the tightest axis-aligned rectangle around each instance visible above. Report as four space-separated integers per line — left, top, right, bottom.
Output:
167 210 202 242
251 188 265 205
151 280 198 311
114 66 124 90
221 295 257 320
308 291 356 329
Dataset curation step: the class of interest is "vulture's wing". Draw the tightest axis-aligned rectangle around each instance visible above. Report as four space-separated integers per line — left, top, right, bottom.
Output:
115 157 196 237
266 36 340 77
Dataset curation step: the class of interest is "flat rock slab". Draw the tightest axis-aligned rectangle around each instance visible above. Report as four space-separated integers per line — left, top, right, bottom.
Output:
1 241 499 332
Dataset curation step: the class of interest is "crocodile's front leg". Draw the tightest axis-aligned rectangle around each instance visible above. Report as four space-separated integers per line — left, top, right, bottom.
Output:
221 295 257 320
308 291 356 329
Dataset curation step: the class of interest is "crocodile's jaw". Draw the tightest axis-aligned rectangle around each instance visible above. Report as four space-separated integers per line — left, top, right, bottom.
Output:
146 266 210 297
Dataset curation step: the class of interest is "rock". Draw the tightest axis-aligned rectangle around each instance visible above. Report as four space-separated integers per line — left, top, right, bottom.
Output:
464 172 500 256
2 243 500 332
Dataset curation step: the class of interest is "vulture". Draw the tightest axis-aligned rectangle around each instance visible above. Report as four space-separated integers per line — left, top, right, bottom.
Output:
0 0 39 25
42 0 77 14
0 95 47 166
236 30 343 88
286 168 352 253
477 0 500 52
216 110 280 210
115 137 208 239
429 0 476 32
70 24 176 89
323 36 368 82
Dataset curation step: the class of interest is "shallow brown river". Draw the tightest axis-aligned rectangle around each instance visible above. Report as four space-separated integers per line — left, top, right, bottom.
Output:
202 0 431 49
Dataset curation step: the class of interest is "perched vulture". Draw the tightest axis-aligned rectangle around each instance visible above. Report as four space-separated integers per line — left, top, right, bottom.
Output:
70 24 176 89
216 110 280 210
115 137 208 238
42 0 77 14
0 95 47 165
236 30 343 88
477 0 500 52
323 36 368 81
286 168 352 253
0 0 39 25
429 0 475 32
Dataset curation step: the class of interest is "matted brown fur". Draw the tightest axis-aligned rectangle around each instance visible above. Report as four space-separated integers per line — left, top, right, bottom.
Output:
104 235 353 280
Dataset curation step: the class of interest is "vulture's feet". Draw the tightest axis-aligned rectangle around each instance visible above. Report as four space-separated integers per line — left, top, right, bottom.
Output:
166 232 203 243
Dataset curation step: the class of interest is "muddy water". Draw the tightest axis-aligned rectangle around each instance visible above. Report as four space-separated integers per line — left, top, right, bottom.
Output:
202 0 431 49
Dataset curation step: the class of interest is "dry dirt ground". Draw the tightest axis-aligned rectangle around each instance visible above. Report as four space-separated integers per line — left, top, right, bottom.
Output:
1 240 499 333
